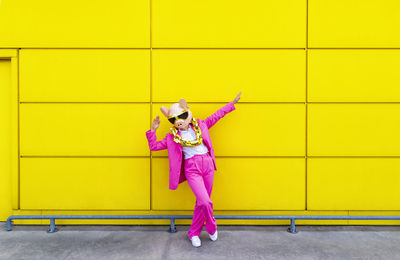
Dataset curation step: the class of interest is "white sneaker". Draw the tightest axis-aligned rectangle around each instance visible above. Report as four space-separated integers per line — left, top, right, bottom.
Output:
209 230 218 241
190 236 201 247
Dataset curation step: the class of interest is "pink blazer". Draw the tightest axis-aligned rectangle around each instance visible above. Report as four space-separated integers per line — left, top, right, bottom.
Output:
145 101 236 190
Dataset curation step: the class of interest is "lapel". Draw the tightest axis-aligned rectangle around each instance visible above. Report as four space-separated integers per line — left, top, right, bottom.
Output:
198 121 210 148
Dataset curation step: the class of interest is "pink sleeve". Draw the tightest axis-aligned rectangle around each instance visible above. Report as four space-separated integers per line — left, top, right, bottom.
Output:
203 101 236 129
145 130 168 151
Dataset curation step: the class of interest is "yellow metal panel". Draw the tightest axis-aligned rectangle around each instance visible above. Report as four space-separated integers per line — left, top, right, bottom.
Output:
0 59 13 220
153 50 306 102
308 104 400 156
20 49 150 102
308 50 400 102
20 104 150 156
0 55 18 215
308 158 400 210
20 158 150 210
0 0 150 48
309 0 400 48
153 0 306 48
152 158 305 210
10 57 19 210
151 103 305 156
212 158 306 210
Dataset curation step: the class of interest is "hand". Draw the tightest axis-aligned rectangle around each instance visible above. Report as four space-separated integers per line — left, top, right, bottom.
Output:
233 91 241 104
151 115 160 131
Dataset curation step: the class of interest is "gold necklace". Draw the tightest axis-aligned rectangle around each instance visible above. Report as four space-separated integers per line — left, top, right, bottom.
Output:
170 118 203 147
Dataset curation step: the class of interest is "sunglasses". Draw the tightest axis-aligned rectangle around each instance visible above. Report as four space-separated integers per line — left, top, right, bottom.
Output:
168 110 189 124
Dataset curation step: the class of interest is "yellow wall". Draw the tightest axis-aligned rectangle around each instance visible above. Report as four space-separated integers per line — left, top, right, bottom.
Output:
1 0 400 226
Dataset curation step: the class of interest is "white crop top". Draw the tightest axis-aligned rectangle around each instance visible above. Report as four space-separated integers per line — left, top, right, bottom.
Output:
179 124 209 160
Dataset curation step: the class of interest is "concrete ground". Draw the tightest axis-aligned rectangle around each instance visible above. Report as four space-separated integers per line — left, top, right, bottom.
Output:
1 223 400 260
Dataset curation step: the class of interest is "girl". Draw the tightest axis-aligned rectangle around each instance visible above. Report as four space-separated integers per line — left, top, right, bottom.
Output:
145 92 241 247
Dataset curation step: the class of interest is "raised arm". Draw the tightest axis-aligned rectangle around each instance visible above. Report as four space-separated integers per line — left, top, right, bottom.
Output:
145 115 167 151
145 129 167 151
203 101 236 129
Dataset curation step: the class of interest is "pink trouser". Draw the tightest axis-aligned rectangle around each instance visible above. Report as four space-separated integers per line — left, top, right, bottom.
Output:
184 152 217 239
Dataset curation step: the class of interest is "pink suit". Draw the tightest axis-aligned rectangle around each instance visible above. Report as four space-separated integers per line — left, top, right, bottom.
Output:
145 101 236 238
